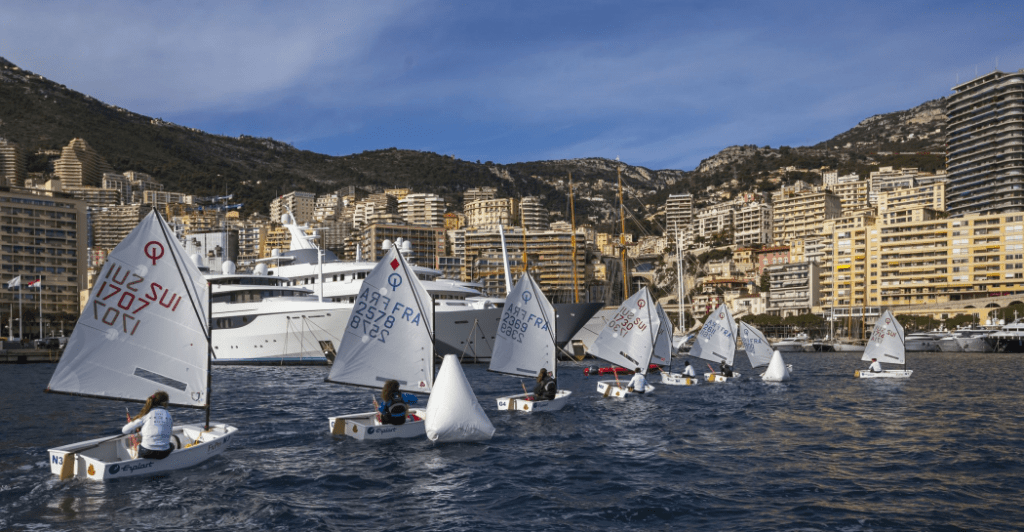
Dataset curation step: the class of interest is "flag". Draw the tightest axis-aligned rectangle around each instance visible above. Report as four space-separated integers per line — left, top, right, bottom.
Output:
27 279 41 288
6 276 19 288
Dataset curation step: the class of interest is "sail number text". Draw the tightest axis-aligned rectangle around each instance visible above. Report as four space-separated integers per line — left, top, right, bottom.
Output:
89 263 185 336
608 308 647 338
350 286 423 344
498 303 549 344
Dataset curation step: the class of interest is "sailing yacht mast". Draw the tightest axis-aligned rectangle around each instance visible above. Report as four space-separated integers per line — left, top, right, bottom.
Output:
569 172 579 304
617 159 629 300
676 223 685 332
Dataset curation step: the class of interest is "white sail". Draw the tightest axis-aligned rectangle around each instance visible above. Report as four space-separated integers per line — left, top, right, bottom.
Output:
588 287 660 372
650 303 673 367
488 272 557 378
426 354 495 442
762 350 791 382
739 321 773 368
689 303 737 366
862 309 905 364
47 211 210 408
326 246 434 393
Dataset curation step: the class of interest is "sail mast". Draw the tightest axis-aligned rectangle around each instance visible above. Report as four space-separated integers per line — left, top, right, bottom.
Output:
617 159 629 301
569 172 579 304
205 280 212 430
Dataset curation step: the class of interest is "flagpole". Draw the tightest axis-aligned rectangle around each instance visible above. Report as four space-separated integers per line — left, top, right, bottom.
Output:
18 283 22 341
38 281 43 342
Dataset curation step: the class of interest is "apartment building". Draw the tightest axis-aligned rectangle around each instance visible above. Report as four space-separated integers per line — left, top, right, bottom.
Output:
819 212 876 313
519 196 547 230
314 193 342 221
767 262 820 317
53 138 115 187
665 193 694 238
827 177 871 212
351 193 400 228
461 227 587 298
0 138 26 187
734 201 772 246
464 187 498 204
464 198 512 230
270 191 316 224
695 205 733 241
358 223 445 265
877 182 946 225
0 187 88 329
90 204 148 251
771 189 842 245
946 70 1024 216
869 166 918 205
399 193 445 227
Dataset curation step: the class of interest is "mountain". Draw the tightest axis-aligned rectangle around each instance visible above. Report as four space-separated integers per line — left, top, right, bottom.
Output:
1 56 947 231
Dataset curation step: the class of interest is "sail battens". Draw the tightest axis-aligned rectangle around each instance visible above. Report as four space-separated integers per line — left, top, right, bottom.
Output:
133 368 188 391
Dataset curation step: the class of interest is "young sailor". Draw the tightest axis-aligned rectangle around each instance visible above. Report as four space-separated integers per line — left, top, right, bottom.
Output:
379 379 418 425
122 391 173 459
868 358 882 373
682 361 696 378
719 361 734 377
626 368 649 394
533 368 557 401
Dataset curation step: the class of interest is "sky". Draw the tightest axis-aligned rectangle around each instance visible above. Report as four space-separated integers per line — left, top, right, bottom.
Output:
2 1 1023 171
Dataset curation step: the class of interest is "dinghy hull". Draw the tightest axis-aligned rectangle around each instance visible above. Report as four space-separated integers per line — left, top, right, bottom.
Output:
495 390 571 412
704 372 741 383
48 423 236 481
328 408 428 440
855 369 913 379
660 373 700 386
596 380 655 397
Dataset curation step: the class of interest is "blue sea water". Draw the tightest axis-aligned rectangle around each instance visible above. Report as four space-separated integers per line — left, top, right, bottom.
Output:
2 352 1024 531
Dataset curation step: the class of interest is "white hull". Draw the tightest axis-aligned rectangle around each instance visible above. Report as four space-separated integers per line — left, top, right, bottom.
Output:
661 372 700 386
48 423 236 481
596 380 655 397
328 409 427 440
937 337 963 352
495 390 572 412
704 372 742 383
212 301 350 364
855 369 913 379
905 339 940 352
831 342 864 352
773 342 810 353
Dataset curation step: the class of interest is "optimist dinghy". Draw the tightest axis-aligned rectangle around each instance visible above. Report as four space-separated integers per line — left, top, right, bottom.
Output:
46 211 236 481
739 322 792 382
856 309 913 379
689 303 741 383
326 245 435 440
588 287 659 397
490 272 571 412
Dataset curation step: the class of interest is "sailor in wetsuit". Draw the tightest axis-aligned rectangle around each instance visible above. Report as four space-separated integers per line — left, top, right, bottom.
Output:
379 379 418 425
122 391 174 459
719 361 734 377
533 368 557 400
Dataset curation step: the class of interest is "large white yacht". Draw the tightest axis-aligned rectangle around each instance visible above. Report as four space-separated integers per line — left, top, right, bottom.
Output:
206 260 350 365
262 215 603 362
773 332 812 353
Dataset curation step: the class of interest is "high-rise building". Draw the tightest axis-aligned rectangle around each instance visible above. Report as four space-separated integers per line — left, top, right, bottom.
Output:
1 187 88 333
771 189 842 245
270 191 316 224
399 193 445 227
464 187 497 204
519 196 547 230
665 194 694 238
0 138 27 187
946 70 1024 216
54 138 115 187
464 198 512 230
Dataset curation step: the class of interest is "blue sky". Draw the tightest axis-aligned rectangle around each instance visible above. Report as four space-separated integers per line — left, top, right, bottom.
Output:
2 1 1022 170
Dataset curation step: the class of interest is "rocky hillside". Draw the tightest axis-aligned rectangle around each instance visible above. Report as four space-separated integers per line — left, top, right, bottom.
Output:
2 56 947 230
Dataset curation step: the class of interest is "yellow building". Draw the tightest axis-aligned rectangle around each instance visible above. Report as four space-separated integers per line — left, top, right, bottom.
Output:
771 189 842 245
821 209 1024 316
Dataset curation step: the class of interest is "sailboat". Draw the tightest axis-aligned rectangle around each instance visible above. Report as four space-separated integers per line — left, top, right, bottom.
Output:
855 309 912 379
689 303 741 383
739 322 792 382
46 211 237 481
588 287 659 397
490 272 571 412
326 246 435 439
659 304 700 386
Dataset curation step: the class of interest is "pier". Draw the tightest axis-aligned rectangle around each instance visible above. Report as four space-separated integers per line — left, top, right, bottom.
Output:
0 348 62 363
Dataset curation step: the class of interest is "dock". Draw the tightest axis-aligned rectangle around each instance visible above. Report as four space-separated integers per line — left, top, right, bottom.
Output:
0 349 62 363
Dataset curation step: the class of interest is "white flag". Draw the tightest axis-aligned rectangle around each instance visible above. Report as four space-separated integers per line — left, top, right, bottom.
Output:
7 276 20 288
